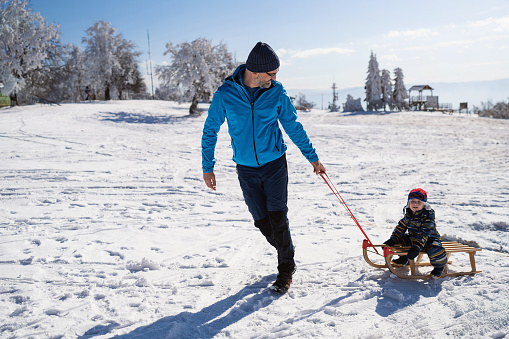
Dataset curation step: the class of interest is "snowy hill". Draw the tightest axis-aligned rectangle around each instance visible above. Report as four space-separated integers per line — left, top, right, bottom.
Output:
289 77 509 111
1 100 508 338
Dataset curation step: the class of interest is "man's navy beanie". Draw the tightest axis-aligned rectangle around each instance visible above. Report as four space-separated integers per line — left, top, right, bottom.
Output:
246 42 280 73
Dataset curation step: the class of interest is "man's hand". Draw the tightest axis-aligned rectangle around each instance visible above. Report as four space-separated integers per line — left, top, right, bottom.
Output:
203 172 216 191
311 160 326 175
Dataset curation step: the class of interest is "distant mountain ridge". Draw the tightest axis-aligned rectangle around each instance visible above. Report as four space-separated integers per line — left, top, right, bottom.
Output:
289 78 509 111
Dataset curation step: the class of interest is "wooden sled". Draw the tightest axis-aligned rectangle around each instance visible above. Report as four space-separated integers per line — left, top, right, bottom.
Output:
362 240 482 279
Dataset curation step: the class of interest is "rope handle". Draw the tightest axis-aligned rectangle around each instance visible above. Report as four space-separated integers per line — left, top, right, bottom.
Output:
320 173 379 255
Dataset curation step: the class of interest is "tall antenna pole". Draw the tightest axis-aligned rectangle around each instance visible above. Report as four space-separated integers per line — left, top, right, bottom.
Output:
330 75 339 112
147 29 155 99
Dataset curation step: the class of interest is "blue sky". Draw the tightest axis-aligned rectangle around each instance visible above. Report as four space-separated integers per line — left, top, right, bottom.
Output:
30 0 509 93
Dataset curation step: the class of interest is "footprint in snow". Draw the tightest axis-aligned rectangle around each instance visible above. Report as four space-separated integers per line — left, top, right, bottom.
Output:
20 257 33 265
10 307 29 317
106 250 124 259
45 309 67 316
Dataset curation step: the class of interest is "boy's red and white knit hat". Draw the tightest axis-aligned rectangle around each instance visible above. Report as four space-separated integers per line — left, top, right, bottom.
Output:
408 188 427 202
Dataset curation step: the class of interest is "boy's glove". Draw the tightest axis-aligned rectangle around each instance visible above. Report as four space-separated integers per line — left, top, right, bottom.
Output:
407 247 420 260
383 239 396 246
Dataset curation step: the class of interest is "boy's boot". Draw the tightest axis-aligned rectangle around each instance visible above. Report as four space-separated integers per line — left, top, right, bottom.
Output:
430 266 444 279
392 255 409 266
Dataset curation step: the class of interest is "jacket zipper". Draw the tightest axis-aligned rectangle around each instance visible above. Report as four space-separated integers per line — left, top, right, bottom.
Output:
274 132 280 152
251 102 260 166
234 75 271 168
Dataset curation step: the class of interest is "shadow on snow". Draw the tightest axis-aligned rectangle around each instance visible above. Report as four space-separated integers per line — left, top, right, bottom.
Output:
98 111 201 125
341 110 400 116
373 270 444 317
78 274 280 339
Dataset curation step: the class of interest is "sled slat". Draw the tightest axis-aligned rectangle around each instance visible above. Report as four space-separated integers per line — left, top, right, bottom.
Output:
362 240 482 279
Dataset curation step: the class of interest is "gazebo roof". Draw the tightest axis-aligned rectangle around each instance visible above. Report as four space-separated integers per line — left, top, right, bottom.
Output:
409 85 434 92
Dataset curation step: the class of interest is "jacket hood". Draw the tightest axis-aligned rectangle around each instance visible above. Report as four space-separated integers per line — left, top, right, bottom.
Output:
405 201 432 211
404 204 433 218
224 64 245 86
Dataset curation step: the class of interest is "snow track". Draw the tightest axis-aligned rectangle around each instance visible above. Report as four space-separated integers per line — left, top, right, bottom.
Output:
0 101 508 338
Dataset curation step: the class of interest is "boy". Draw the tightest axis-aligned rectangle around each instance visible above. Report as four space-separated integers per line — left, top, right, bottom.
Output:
383 188 448 278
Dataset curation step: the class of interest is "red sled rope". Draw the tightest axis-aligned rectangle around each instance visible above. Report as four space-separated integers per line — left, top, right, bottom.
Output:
320 173 379 255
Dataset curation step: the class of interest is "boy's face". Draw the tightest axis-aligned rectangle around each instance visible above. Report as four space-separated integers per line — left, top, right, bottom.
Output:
409 199 425 212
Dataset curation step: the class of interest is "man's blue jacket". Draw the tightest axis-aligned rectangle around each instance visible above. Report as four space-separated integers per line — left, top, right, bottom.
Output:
202 64 319 173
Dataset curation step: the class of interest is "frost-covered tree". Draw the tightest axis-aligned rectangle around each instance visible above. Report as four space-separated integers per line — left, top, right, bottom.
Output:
111 38 146 99
343 94 364 112
392 67 409 111
155 38 237 114
38 44 88 102
0 0 60 105
82 20 118 100
82 20 144 100
293 93 315 111
24 40 67 102
121 66 147 99
381 69 393 111
364 51 382 111
61 45 88 101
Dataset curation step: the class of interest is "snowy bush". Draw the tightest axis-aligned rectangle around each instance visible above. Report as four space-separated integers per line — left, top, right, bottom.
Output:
126 258 161 273
343 94 364 112
473 99 509 119
293 93 315 111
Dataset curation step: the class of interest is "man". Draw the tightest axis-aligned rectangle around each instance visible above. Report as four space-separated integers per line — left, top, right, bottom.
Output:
201 42 326 294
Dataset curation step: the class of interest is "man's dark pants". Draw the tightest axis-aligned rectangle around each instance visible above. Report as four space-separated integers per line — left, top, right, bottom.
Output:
236 154 295 274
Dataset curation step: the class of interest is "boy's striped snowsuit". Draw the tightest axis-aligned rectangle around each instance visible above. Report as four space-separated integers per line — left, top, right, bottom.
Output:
388 208 448 269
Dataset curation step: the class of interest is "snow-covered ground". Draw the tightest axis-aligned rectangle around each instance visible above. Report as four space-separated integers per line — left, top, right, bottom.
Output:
1 100 508 339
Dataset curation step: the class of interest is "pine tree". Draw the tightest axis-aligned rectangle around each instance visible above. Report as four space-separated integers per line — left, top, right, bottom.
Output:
0 0 60 105
364 51 382 111
155 38 237 114
381 69 393 111
393 67 409 111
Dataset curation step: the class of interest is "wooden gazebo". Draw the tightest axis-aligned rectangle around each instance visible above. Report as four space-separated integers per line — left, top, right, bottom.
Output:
408 85 434 110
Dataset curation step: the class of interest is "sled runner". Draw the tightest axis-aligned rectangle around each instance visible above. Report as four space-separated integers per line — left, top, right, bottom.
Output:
362 240 482 279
